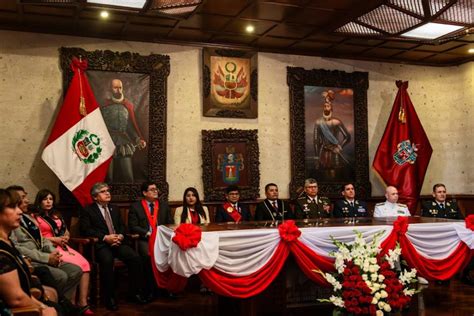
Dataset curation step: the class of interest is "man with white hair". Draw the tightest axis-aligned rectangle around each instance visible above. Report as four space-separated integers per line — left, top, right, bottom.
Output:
373 186 428 285
373 186 410 217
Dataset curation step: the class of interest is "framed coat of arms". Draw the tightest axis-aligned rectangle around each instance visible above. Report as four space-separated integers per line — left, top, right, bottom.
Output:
202 48 258 118
202 129 260 201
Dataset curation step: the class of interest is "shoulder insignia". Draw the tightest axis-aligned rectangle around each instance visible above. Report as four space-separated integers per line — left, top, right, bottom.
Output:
446 202 451 206
355 201 359 205
376 202 384 206
344 201 348 205
432 202 436 206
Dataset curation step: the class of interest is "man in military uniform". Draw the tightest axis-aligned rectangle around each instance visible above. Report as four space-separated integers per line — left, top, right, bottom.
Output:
294 178 331 219
255 183 293 221
421 183 463 219
374 186 430 285
333 183 368 218
101 79 147 182
314 90 351 172
373 186 410 217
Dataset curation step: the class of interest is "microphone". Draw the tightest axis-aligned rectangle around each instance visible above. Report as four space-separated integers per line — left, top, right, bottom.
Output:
281 200 285 224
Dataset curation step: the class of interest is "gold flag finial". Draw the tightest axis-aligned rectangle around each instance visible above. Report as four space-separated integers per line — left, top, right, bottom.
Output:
77 55 87 117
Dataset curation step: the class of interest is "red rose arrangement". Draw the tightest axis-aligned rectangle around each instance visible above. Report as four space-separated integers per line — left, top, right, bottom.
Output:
320 232 418 315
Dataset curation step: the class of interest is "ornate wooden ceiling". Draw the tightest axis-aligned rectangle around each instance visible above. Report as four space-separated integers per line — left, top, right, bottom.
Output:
1 0 473 66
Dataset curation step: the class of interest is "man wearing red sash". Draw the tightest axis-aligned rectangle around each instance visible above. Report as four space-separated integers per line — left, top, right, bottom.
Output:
128 181 172 299
215 185 251 223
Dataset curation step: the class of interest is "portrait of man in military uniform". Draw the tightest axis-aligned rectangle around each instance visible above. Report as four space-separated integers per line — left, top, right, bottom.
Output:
304 87 355 182
88 71 150 183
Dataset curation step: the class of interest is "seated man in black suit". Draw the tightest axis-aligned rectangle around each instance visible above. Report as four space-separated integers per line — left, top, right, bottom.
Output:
215 185 251 223
255 183 293 221
79 182 148 311
421 183 463 219
128 181 172 298
333 183 368 218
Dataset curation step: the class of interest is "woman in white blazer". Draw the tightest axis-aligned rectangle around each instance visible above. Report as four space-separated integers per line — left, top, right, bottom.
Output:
174 187 210 225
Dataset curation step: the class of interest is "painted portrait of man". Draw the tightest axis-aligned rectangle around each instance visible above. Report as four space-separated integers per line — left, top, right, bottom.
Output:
305 86 355 182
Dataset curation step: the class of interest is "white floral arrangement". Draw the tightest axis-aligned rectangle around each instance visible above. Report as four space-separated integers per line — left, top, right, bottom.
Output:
319 232 418 315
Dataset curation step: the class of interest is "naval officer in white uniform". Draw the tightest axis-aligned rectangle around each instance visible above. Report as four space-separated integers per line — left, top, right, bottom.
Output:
373 186 410 217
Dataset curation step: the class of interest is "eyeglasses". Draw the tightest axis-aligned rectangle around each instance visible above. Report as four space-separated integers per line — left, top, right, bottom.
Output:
148 188 158 192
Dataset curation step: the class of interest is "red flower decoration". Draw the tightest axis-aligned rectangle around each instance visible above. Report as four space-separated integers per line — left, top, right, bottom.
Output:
172 223 202 251
393 216 409 235
278 220 301 242
466 215 474 231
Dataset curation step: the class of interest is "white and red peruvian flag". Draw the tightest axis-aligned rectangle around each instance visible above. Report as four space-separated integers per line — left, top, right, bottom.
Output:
42 57 115 206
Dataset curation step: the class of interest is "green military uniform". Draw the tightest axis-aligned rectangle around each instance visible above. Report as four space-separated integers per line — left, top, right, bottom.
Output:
294 195 331 219
421 200 463 219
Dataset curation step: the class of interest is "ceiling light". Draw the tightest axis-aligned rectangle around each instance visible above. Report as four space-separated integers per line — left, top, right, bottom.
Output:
100 10 109 18
401 22 464 39
87 0 146 9
246 25 255 33
468 48 474 54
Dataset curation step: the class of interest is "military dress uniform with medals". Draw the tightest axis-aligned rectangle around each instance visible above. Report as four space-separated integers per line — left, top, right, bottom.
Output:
421 200 463 219
294 195 331 219
373 202 410 217
333 199 368 218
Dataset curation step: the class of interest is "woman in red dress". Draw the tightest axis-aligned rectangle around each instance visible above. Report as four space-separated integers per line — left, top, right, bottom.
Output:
34 189 93 315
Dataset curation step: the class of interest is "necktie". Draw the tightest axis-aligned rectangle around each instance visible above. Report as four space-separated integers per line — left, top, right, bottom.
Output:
350 201 354 208
103 205 115 234
272 201 278 210
440 203 445 210
149 202 154 216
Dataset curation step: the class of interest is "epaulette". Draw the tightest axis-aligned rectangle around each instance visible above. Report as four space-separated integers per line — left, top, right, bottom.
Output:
397 203 406 207
375 202 384 206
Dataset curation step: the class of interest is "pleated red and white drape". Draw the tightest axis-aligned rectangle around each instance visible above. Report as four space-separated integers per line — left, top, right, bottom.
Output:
150 216 474 298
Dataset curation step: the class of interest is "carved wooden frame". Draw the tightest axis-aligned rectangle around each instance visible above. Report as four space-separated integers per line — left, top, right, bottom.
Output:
202 48 258 118
202 129 260 201
287 67 371 199
60 47 170 201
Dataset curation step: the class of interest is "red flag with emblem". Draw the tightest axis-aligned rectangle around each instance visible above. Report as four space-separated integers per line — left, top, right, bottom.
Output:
373 81 432 214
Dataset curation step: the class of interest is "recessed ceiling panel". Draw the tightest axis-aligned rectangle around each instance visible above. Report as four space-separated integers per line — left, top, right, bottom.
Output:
255 36 297 48
437 0 473 24
23 4 74 16
240 3 297 22
197 0 249 16
389 0 424 17
336 22 382 35
285 8 335 26
266 24 314 39
429 0 451 16
358 5 421 34
178 14 230 31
